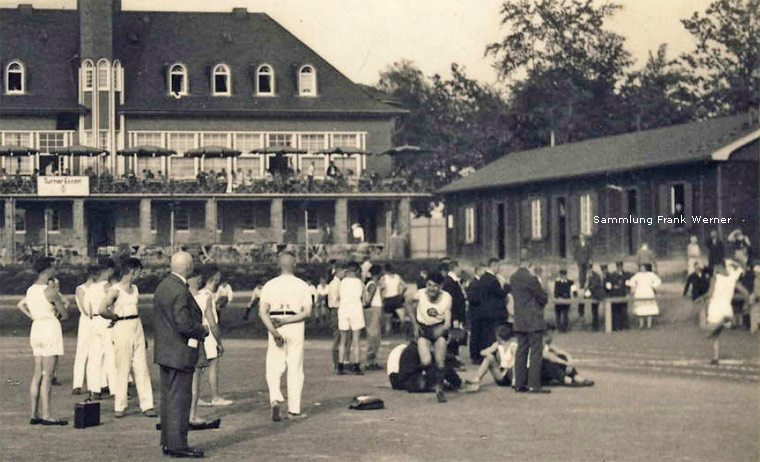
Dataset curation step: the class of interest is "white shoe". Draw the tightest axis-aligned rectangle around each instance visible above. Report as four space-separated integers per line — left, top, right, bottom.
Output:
198 399 212 407
211 398 233 406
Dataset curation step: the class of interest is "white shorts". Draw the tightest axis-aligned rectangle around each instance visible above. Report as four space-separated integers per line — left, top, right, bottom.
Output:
707 302 733 325
30 318 64 357
338 308 365 331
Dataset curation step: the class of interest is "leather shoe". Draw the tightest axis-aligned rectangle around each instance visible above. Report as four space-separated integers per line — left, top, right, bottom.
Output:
514 386 528 393
163 447 204 458
527 387 551 394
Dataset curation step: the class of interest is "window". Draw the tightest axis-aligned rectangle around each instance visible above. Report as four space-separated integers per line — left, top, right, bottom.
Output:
242 209 257 232
170 157 195 178
15 208 26 233
268 133 293 147
256 65 274 96
201 133 229 147
82 60 94 91
133 132 163 147
332 157 359 176
39 132 66 154
236 156 262 177
464 206 476 244
97 59 110 90
113 61 122 91
580 194 593 236
306 207 319 231
298 65 316 96
234 133 263 153
300 134 325 153
332 133 359 149
531 199 542 240
169 64 187 96
6 61 24 94
203 157 227 172
174 208 190 232
168 133 196 155
98 131 109 150
301 156 325 176
137 157 162 174
4 132 32 147
48 209 61 233
670 183 686 228
212 64 231 96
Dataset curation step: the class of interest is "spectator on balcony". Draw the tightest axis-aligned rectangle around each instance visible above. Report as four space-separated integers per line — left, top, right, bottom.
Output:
1 168 7 180
326 160 340 178
233 169 243 189
351 223 365 244
217 169 227 182
244 169 254 186
197 171 207 188
147 170 155 180
307 161 315 191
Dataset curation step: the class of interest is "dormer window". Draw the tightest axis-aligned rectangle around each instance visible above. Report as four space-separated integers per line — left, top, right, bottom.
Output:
169 64 188 96
212 64 231 96
82 60 94 91
97 59 110 90
6 61 25 94
256 64 274 96
298 65 316 96
113 60 122 91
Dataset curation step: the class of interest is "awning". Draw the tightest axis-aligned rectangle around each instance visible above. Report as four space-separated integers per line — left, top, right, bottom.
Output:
117 145 176 157
0 145 38 156
48 145 107 157
185 146 242 158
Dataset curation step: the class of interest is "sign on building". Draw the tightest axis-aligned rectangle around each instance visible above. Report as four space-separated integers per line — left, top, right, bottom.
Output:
37 176 90 196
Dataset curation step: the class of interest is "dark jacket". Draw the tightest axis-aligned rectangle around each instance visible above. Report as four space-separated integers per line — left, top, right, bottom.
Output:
605 271 630 297
573 242 593 265
469 272 506 322
586 271 605 301
706 238 724 268
153 274 207 371
442 275 467 324
510 267 548 332
553 278 574 300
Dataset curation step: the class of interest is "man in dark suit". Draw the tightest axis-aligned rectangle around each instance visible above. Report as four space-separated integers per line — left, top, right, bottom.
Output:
706 230 724 273
467 258 506 363
154 251 208 459
441 260 467 362
510 250 550 393
584 264 605 331
605 261 631 330
573 234 593 287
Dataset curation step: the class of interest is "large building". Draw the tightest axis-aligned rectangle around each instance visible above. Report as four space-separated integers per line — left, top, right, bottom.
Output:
439 114 760 264
0 1 429 264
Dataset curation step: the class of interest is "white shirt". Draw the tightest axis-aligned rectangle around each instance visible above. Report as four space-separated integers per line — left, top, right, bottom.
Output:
498 341 518 369
381 274 403 298
386 344 406 376
317 284 329 297
352 225 365 242
261 274 313 316
327 277 341 308
339 277 364 311
414 288 451 326
361 261 373 280
86 280 109 317
113 284 139 318
216 283 234 303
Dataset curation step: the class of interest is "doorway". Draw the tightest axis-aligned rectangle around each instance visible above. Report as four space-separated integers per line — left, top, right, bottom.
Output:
626 189 638 255
496 203 506 259
87 204 115 256
557 197 567 258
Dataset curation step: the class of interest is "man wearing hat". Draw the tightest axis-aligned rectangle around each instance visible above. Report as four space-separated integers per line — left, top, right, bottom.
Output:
604 261 631 331
509 249 549 393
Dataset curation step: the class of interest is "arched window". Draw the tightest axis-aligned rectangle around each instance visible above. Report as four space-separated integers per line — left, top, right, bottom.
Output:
256 64 274 96
212 64 231 96
298 65 316 96
97 59 110 90
112 60 122 92
169 64 188 96
5 61 25 94
82 60 94 91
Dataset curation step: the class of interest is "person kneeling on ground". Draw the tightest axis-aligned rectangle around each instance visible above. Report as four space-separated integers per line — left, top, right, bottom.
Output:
464 325 517 392
538 326 594 387
386 340 462 393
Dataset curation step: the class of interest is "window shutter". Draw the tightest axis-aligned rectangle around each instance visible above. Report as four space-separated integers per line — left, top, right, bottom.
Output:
683 182 693 229
658 184 671 230
591 191 599 235
540 197 548 240
520 199 530 241
570 194 580 237
457 206 465 244
475 203 482 244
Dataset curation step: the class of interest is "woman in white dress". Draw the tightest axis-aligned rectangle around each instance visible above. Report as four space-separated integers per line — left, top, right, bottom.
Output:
701 261 749 365
627 263 662 329
16 257 69 425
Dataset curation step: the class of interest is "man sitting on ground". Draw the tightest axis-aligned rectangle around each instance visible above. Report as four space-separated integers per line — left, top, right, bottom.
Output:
386 340 461 393
464 325 517 392
538 326 594 387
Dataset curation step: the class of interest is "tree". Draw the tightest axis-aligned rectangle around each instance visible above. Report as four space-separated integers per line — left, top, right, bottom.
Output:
486 0 632 147
680 0 760 117
620 44 698 131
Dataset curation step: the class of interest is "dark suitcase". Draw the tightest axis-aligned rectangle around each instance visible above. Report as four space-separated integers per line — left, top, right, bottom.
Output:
74 399 100 429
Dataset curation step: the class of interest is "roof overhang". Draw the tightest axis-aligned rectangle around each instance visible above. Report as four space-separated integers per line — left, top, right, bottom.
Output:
710 128 760 160
118 108 408 119
0 107 88 116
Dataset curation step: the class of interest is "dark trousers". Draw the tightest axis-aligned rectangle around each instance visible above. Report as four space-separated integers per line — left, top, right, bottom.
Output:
590 303 600 331
514 331 543 390
611 302 629 330
160 366 194 451
469 318 495 363
577 263 588 288
554 304 570 332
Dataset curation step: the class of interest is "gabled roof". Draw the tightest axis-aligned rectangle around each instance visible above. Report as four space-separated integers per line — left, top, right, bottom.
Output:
114 11 405 116
438 114 759 195
0 8 81 114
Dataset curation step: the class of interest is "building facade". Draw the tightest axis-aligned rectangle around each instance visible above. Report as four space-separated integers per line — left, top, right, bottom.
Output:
439 115 760 264
0 1 428 264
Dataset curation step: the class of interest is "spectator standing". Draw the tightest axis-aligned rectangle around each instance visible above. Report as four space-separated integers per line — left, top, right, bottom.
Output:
706 230 724 273
552 269 573 332
628 264 662 329
510 250 550 393
636 243 658 274
363 265 384 370
584 264 605 332
727 229 752 265
327 264 344 373
467 258 506 364
573 234 593 288
687 235 702 275
605 261 631 331
441 260 467 363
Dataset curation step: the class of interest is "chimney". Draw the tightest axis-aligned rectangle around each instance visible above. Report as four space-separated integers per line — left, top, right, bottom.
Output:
77 0 119 60
18 4 33 15
232 7 248 19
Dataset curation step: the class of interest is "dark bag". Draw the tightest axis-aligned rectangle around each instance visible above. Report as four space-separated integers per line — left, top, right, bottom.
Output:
74 399 100 429
348 395 385 410
448 327 468 346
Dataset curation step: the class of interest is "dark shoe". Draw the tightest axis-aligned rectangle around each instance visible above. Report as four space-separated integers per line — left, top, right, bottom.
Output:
72 387 83 395
709 359 720 366
164 447 204 458
102 386 110 395
189 419 221 431
336 364 346 376
352 364 364 375
514 386 529 393
271 401 283 422
143 409 159 418
51 377 62 386
29 418 42 425
40 418 68 426
527 388 551 394
436 390 447 403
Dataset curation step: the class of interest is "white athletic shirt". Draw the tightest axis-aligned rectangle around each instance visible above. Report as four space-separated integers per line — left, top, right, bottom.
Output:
261 274 313 317
381 274 403 298
26 284 56 321
327 277 341 308
308 284 317 302
194 288 217 327
86 281 109 318
75 283 90 315
366 280 382 308
361 261 372 280
498 341 518 369
215 283 234 304
317 284 329 297
386 344 406 376
113 284 139 317
339 277 364 311
414 288 451 326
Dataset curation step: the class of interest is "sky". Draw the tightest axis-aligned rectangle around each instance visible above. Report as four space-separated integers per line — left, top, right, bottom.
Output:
1 0 716 85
